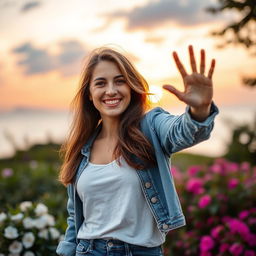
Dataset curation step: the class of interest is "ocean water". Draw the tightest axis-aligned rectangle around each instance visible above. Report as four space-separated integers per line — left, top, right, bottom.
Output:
0 106 255 159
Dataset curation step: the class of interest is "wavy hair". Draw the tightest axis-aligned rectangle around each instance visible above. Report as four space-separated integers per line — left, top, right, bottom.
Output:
59 47 156 185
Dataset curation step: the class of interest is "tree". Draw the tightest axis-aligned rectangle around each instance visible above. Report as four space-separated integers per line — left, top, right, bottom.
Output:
206 0 256 87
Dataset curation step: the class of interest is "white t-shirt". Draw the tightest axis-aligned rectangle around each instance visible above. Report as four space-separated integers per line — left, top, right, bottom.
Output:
76 157 165 247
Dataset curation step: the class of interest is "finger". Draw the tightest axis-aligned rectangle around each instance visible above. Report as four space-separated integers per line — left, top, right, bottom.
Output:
207 59 216 79
189 45 197 73
200 49 205 75
163 85 184 101
172 51 187 79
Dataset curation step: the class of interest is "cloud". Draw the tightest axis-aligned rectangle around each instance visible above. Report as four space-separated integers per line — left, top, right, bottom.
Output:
104 0 218 31
12 40 88 76
20 1 41 13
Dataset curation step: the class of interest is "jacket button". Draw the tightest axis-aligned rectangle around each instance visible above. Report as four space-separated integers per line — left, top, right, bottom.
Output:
107 242 113 247
151 197 158 203
145 182 151 188
162 224 169 230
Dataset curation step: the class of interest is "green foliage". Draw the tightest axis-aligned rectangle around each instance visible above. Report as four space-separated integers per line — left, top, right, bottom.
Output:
206 0 256 87
224 117 256 164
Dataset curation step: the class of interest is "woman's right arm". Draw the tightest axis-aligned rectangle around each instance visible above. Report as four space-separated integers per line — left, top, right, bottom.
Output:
56 184 77 256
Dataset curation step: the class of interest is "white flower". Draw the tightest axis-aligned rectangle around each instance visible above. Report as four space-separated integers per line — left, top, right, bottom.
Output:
0 254 5 256
20 201 32 212
22 232 35 248
24 252 35 256
49 227 60 239
33 216 47 229
34 203 48 216
11 213 24 222
4 226 19 239
38 229 49 239
8 240 23 253
0 212 7 223
23 217 34 229
41 214 55 226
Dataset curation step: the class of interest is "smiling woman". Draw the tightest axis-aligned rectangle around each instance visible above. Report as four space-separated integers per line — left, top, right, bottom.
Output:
56 46 219 256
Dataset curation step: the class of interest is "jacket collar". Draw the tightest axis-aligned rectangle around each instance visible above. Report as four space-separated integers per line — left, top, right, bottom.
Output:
80 123 102 156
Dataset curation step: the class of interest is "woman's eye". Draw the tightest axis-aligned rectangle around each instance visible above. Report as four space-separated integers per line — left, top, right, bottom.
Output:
116 79 126 85
95 81 105 86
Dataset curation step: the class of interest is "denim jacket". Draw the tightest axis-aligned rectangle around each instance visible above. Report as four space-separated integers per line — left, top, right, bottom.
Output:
56 104 219 256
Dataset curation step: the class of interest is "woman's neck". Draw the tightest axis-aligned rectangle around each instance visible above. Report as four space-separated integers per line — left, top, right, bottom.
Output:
99 117 120 140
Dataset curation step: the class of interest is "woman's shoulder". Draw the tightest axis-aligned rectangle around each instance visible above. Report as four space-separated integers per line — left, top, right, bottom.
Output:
143 107 172 121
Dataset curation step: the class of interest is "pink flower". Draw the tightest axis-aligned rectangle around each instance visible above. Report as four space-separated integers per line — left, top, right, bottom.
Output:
244 250 256 256
200 251 212 256
229 243 243 256
227 162 239 172
228 178 239 189
200 236 215 252
1 168 13 177
210 163 223 174
219 243 229 253
239 210 249 220
188 165 202 176
198 195 212 209
170 166 183 180
211 225 223 239
186 178 204 195
245 233 256 246
227 218 250 236
240 162 250 172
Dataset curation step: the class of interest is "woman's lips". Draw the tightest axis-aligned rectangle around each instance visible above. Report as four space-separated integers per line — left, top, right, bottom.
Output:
103 99 121 107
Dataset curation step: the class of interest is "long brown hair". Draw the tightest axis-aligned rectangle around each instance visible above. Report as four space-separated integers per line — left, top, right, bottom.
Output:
59 47 156 186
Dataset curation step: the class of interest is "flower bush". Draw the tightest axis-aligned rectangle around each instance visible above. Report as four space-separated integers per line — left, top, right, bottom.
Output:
165 158 256 256
0 201 63 255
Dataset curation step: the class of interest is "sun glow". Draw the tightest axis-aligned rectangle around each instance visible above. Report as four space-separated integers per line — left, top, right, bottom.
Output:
148 85 163 103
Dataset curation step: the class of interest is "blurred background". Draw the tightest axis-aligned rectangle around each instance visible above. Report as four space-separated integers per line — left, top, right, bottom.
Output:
0 0 255 255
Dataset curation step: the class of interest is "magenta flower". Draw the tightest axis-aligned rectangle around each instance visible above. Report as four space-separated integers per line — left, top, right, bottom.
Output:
200 251 212 256
219 243 229 253
210 225 223 239
188 165 201 176
245 233 256 246
200 236 215 252
239 210 249 220
240 162 250 172
1 168 13 178
227 218 250 236
170 166 183 181
229 243 243 256
228 178 239 189
244 250 256 256
227 162 239 172
186 178 204 194
210 163 223 174
198 195 212 209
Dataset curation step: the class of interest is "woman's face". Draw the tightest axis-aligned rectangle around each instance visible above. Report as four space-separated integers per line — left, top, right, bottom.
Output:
89 60 131 120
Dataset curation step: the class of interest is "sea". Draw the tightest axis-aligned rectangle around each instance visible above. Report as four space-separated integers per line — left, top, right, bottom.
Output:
0 106 255 160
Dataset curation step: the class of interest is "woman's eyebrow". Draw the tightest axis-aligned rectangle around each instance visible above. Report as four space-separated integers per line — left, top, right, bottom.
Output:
93 75 124 82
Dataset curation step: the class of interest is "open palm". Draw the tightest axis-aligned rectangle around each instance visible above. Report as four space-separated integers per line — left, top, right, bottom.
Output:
163 45 215 108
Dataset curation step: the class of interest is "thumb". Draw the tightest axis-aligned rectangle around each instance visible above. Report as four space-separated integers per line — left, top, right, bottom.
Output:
162 85 184 101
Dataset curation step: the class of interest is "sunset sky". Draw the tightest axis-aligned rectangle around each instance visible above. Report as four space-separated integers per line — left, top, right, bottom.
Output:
0 0 255 111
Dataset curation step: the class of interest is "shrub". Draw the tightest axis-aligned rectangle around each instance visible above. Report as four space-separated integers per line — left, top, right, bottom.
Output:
165 159 256 256
0 201 63 255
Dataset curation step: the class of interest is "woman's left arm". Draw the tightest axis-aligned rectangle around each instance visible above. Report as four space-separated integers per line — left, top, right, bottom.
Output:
163 45 215 122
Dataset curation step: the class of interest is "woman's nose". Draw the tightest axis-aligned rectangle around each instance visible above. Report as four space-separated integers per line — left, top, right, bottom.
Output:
106 83 117 95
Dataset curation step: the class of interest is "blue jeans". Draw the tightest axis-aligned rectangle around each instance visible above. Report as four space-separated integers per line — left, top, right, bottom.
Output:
75 238 163 256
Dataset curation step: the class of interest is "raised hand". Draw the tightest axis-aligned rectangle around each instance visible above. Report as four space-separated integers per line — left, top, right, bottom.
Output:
163 45 216 121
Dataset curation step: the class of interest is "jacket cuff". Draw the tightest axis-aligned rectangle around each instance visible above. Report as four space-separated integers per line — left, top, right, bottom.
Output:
56 240 76 256
185 102 219 127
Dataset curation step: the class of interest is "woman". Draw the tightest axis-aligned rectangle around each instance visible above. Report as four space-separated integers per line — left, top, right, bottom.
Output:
56 45 219 256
